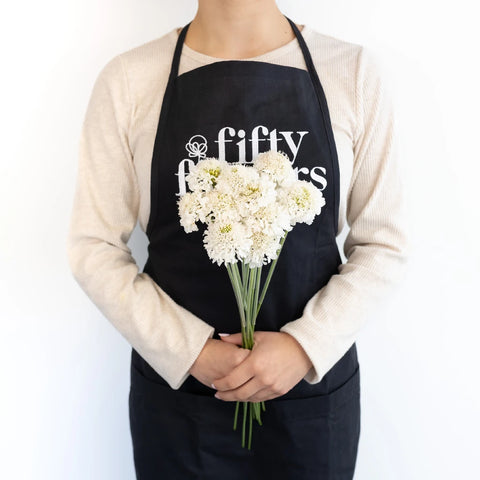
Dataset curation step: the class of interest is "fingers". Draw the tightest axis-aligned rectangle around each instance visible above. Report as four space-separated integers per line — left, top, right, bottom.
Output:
214 376 272 402
218 332 243 345
246 386 281 403
212 356 287 402
214 377 284 402
213 355 254 393
228 345 251 369
212 331 296 402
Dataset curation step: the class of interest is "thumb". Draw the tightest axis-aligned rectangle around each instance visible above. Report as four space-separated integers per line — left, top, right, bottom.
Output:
218 332 243 345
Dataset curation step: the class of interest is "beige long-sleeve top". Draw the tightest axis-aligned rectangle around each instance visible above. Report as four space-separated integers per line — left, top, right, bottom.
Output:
66 23 409 390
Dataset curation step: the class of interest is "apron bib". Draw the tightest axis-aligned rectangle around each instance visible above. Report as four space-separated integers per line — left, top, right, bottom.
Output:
129 16 361 479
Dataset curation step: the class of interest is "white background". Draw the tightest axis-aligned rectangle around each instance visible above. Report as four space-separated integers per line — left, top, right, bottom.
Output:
1 1 479 478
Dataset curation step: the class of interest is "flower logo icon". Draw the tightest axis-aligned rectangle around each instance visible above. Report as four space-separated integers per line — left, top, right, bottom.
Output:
185 135 208 160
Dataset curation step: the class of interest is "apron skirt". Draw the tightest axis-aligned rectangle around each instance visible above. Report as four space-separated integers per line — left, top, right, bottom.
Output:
129 345 360 479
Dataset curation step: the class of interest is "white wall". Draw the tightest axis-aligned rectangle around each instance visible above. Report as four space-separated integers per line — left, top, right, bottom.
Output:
1 1 478 478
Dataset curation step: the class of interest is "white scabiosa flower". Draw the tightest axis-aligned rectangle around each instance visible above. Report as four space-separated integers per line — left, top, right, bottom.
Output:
280 180 326 226
177 191 204 233
253 150 297 186
244 231 283 268
178 151 326 268
216 164 277 215
244 201 293 237
186 157 229 193
203 189 241 225
203 221 252 266
239 174 277 215
216 162 258 194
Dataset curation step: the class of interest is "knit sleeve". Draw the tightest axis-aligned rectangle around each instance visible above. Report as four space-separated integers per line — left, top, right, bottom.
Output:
66 54 215 390
279 46 410 384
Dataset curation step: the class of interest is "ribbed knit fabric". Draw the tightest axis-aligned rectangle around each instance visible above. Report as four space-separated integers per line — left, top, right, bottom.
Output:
66 23 409 390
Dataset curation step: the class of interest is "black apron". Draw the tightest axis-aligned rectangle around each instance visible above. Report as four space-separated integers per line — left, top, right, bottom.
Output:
129 16 361 479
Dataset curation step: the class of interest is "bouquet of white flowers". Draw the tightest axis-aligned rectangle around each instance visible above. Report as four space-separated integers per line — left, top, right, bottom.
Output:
177 149 326 449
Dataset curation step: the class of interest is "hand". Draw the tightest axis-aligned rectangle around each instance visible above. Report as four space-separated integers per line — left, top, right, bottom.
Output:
211 331 313 402
189 337 251 389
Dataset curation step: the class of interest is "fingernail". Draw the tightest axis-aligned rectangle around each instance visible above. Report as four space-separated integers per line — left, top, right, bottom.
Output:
218 333 230 337
214 392 220 399
211 383 216 389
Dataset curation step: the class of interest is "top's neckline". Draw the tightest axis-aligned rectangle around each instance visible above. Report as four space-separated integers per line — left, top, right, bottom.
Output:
174 24 310 63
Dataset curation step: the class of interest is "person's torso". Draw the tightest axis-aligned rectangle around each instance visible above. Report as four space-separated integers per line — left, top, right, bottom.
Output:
132 18 359 399
119 25 360 240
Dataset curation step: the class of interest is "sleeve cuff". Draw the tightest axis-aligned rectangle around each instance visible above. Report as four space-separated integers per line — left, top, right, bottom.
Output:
167 323 216 390
279 321 355 385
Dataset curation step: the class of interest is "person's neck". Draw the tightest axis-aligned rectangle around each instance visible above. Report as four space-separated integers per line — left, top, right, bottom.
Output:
183 0 302 59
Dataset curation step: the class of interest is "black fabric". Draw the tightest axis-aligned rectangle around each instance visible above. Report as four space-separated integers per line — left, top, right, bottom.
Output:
129 15 361 479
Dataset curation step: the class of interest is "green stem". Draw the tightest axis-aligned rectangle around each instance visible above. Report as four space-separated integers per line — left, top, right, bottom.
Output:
225 263 246 332
253 266 262 328
231 262 248 347
227 259 274 449
241 261 248 301
248 402 253 450
241 262 249 312
233 401 240 430
242 401 247 448
246 265 256 348
256 231 289 316
252 401 262 425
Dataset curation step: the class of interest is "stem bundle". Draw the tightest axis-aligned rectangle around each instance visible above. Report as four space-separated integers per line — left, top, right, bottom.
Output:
224 231 288 449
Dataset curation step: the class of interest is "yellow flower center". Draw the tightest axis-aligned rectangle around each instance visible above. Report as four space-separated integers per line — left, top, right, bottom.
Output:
245 184 259 196
207 168 221 178
204 167 221 187
295 187 311 208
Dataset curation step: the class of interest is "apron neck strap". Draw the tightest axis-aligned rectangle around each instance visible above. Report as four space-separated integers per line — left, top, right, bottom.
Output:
168 15 317 83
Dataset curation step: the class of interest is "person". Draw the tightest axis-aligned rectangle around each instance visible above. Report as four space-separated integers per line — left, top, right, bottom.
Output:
66 1 409 478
